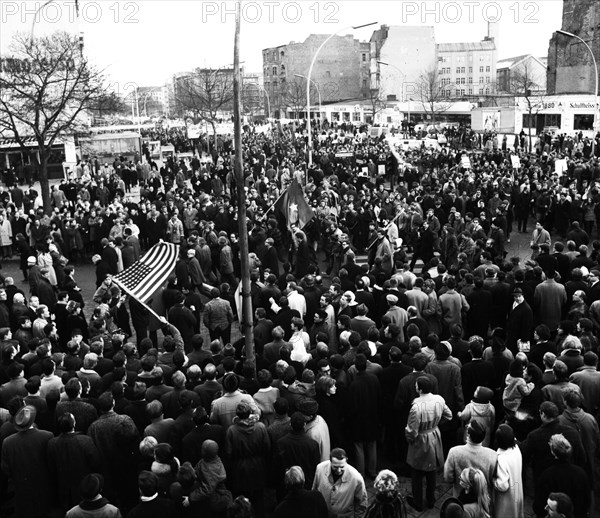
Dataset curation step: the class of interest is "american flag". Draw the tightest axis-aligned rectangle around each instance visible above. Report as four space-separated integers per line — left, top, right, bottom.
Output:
113 242 179 303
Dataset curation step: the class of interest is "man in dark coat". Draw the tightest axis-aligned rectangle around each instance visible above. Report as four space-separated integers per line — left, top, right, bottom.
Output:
36 268 57 312
532 434 591 518
127 471 175 518
181 406 224 466
347 354 382 479
465 277 492 338
505 287 533 355
273 466 328 518
262 238 280 277
167 291 197 350
1 405 54 518
379 346 412 462
48 412 101 512
87 393 140 511
461 337 496 403
100 239 119 275
274 412 321 497
521 401 588 481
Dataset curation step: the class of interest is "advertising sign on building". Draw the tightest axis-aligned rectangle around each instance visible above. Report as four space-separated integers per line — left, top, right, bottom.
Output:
483 111 501 132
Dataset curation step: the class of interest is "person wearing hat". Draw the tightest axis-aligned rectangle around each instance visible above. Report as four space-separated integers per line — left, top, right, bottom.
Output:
383 294 408 342
1 405 54 518
65 473 120 518
492 423 524 518
444 419 498 497
505 286 533 355
298 398 330 462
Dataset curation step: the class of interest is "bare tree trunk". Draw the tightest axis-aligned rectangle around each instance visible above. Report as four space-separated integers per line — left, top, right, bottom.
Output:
37 150 51 214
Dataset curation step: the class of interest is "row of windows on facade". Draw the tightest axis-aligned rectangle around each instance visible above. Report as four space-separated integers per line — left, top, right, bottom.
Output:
440 66 491 74
445 87 492 96
440 77 492 85
522 114 595 131
438 55 492 63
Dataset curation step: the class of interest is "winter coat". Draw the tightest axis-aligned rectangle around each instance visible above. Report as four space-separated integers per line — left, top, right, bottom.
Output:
48 432 101 511
348 371 382 441
1 428 55 518
493 446 524 518
0 219 12 246
405 393 452 471
224 417 271 494
459 401 495 447
503 375 534 412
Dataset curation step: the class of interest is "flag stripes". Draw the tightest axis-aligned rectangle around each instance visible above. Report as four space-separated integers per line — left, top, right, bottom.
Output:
114 242 179 303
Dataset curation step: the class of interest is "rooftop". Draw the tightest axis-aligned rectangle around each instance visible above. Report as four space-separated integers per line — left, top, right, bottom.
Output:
437 40 496 52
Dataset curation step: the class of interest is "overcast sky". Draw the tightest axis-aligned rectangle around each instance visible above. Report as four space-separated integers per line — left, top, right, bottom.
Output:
1 0 563 92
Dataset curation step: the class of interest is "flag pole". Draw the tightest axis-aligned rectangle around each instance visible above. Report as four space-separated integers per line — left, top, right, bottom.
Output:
263 187 287 217
234 0 255 364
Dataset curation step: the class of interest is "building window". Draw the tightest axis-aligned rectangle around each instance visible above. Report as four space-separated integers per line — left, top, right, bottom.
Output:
486 77 490 83
460 67 465 73
459 89 465 96
456 78 461 85
332 111 339 121
485 87 490 94
272 66 277 76
460 78 466 84
456 67 461 74
523 114 535 127
479 87 483 94
325 71 331 78
362 79 367 88
353 112 361 121
440 68 444 75
486 66 490 72
362 53 366 62
468 88 473 95
574 114 595 130
469 67 473 73
343 112 350 121
545 114 562 127
468 77 473 84
479 66 484 73
280 51 285 58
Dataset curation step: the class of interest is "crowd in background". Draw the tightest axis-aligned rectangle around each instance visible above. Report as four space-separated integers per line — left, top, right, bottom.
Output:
0 120 600 518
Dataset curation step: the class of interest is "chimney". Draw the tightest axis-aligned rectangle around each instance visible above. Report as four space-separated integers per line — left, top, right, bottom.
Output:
487 21 499 46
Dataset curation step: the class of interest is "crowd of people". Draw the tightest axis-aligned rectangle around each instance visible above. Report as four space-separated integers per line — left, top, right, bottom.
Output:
1 119 600 518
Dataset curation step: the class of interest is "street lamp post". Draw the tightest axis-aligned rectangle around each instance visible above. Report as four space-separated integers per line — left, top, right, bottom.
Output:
377 60 406 102
294 74 321 118
557 29 599 154
305 22 377 170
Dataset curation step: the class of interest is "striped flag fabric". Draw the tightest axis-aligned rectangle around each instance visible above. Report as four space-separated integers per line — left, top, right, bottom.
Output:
113 242 179 303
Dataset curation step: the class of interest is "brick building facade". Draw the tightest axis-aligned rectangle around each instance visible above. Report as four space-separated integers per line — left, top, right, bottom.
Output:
547 0 600 95
262 34 370 118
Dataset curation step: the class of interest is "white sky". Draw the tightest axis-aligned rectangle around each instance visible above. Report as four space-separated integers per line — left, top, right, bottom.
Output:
1 0 564 92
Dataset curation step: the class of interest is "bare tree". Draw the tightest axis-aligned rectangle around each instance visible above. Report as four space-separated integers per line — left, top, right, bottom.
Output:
367 87 386 124
282 80 305 119
0 31 115 212
509 62 546 152
415 66 453 124
241 82 262 119
173 68 234 143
